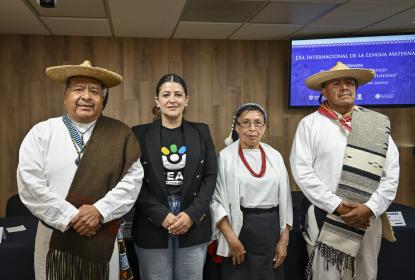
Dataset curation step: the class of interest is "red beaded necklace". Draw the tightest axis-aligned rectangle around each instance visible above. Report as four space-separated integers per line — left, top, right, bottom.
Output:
238 144 266 178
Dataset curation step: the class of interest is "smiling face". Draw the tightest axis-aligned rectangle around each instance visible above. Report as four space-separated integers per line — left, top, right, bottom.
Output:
64 76 105 123
322 77 357 114
235 110 266 149
155 81 189 123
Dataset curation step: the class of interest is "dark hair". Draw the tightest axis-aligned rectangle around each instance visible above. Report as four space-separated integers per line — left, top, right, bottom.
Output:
153 73 188 120
234 104 267 123
156 74 188 96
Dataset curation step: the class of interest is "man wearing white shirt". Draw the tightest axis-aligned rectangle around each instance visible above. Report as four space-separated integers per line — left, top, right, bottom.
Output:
290 62 399 280
17 60 143 280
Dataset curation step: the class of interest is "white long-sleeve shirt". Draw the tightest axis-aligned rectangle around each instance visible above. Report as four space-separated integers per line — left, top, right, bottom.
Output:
239 149 281 208
289 110 400 217
17 116 144 232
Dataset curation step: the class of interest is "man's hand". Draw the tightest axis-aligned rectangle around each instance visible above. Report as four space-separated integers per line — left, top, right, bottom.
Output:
341 202 373 229
335 201 354 216
72 205 102 237
168 212 194 235
273 229 289 269
161 213 178 230
228 237 245 266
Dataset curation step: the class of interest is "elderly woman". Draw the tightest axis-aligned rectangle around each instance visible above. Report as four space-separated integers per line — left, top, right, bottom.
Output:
210 103 293 280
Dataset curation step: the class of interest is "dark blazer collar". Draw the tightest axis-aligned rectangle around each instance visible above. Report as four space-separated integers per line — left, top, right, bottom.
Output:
145 119 201 199
181 120 200 199
145 120 166 196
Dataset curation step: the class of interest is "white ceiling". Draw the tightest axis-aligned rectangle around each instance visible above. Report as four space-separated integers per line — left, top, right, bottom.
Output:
0 0 414 40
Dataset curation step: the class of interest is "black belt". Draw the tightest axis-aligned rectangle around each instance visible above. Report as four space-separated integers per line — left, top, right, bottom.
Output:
40 220 55 230
240 206 278 214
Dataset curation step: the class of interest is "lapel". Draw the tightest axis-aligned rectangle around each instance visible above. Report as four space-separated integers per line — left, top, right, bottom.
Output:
145 120 168 196
181 120 200 198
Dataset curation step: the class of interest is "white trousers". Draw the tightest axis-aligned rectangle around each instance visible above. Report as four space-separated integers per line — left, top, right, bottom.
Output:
34 222 119 280
306 205 382 280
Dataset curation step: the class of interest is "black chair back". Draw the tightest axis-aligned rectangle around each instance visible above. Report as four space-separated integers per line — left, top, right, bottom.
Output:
5 194 33 217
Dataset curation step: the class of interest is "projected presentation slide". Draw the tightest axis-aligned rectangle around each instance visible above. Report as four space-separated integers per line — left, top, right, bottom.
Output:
289 34 415 107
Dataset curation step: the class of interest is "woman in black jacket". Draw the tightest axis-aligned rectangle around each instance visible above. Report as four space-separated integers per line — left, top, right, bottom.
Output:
131 74 217 280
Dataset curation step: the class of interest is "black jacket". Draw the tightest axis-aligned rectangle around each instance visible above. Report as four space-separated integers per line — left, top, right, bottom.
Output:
131 120 217 248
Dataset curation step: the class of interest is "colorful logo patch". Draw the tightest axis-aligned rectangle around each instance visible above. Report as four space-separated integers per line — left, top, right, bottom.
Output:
161 144 187 170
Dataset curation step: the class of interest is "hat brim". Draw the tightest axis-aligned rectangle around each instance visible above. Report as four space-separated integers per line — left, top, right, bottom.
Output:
46 65 123 88
306 68 375 91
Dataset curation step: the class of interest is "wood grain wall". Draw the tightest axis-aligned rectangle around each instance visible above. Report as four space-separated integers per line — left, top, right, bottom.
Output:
1 35 414 217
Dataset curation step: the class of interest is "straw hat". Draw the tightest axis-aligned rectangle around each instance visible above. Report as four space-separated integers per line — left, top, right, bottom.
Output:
305 62 375 91
46 60 123 88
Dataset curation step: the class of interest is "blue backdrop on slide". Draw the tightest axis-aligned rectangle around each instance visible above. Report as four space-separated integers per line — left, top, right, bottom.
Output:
290 34 415 107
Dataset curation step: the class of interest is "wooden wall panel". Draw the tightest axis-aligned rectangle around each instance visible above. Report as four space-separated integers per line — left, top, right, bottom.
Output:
395 147 415 207
0 34 414 217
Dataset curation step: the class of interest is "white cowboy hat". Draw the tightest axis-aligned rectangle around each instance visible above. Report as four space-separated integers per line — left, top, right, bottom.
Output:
46 60 123 88
305 62 375 91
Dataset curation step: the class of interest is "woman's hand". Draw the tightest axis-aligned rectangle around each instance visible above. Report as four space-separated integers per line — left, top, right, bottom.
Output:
161 213 178 230
228 237 245 266
217 216 245 265
168 212 194 235
273 228 289 269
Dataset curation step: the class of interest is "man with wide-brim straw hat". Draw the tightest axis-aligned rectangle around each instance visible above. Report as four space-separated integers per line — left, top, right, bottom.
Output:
305 61 375 91
17 60 144 280
306 61 375 106
290 61 399 279
46 60 123 109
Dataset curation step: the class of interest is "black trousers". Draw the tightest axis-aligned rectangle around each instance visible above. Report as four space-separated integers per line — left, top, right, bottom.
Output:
220 207 285 280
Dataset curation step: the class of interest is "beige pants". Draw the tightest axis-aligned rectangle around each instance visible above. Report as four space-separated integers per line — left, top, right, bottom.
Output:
306 205 382 280
34 222 119 280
